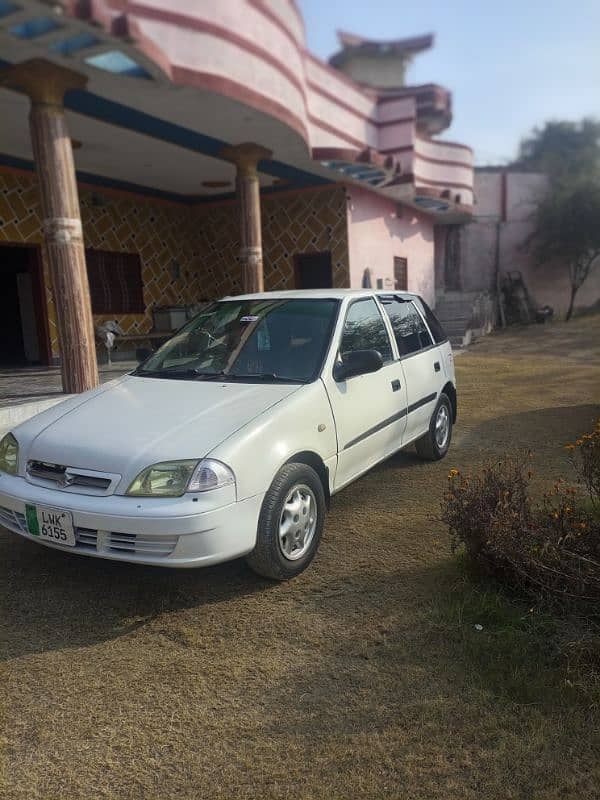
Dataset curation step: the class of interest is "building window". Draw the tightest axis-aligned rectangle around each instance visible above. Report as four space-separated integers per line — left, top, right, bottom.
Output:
85 249 144 314
394 257 408 291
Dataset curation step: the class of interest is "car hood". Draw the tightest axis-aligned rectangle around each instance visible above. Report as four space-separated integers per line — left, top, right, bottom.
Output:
20 375 300 485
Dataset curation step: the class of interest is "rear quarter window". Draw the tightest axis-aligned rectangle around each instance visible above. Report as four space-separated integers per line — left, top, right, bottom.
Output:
381 299 433 355
413 298 448 344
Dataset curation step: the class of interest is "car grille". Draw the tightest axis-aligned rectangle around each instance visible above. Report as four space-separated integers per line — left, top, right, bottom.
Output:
0 505 26 532
107 532 179 557
0 506 178 558
76 527 98 549
26 461 115 494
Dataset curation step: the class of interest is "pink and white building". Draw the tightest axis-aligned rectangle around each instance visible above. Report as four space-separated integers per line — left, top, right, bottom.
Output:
0 0 474 373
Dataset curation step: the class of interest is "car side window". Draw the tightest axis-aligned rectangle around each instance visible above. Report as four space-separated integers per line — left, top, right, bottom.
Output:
340 298 393 363
413 297 448 344
382 299 433 356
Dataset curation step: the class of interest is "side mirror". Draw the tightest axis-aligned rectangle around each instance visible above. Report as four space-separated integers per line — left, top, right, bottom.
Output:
333 349 383 382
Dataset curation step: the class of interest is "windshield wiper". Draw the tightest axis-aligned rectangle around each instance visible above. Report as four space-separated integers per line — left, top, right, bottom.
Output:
135 367 304 384
224 373 306 384
135 367 220 379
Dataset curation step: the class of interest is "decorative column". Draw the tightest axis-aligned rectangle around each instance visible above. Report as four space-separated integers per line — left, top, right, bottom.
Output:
220 143 272 294
0 59 98 393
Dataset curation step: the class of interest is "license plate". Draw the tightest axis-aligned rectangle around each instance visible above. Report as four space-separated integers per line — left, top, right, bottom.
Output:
25 504 76 547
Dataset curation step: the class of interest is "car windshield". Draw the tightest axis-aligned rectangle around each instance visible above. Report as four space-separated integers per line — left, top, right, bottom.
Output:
136 298 339 383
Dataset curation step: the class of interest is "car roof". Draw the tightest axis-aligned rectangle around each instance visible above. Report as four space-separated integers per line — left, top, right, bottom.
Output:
223 288 420 302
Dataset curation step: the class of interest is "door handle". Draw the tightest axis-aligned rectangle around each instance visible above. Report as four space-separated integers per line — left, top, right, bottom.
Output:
391 379 401 392
434 361 441 373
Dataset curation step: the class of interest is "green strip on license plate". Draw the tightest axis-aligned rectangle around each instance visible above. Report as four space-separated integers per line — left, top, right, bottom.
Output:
25 504 39 536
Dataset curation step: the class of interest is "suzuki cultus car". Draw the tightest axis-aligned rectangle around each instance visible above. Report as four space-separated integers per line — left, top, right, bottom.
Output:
0 290 456 580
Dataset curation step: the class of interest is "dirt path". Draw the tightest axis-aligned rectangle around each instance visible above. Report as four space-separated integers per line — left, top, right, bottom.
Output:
1 315 599 800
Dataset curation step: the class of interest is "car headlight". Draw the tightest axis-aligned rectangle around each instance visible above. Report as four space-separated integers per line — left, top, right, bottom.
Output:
126 458 235 497
0 433 18 476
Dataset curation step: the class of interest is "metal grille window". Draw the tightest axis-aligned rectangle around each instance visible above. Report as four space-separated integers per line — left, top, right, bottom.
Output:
85 249 144 314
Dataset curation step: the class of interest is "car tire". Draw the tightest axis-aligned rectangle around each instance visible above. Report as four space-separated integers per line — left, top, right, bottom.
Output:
415 393 453 461
246 463 326 581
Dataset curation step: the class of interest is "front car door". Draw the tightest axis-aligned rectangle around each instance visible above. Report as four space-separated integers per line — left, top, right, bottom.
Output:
322 296 407 491
379 296 443 445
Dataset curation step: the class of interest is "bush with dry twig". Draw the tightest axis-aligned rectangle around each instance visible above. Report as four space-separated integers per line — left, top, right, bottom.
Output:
442 422 600 610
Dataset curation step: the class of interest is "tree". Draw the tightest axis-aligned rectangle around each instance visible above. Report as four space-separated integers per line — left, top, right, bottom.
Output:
513 119 600 184
529 181 600 320
514 119 600 318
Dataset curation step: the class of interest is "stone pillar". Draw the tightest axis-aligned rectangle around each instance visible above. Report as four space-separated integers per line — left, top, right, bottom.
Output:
0 59 98 393
220 143 272 294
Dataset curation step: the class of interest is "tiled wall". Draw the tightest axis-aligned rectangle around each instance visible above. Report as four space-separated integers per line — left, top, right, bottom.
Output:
0 169 349 359
197 185 350 293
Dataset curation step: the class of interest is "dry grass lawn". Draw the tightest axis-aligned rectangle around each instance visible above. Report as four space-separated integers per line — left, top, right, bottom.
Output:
1 315 599 799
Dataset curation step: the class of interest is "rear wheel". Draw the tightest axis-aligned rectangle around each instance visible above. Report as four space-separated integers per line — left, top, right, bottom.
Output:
246 463 326 580
415 393 452 461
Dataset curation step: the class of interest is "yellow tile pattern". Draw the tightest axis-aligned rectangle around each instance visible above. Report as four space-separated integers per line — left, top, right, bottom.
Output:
0 170 349 359
197 186 350 294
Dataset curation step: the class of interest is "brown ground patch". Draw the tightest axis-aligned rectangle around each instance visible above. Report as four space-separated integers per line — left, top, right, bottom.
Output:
1 315 599 799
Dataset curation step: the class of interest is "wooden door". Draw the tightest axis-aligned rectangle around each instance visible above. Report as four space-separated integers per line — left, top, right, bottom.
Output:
394 257 408 291
294 251 333 289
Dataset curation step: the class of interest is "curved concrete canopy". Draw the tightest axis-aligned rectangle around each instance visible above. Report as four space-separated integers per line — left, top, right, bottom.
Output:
0 0 474 213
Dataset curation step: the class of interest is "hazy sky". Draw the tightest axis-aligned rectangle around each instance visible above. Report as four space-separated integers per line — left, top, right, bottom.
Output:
299 0 600 165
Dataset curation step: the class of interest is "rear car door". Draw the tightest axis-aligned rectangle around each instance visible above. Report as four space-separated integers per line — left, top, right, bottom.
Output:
380 296 443 445
323 297 407 491
412 296 456 389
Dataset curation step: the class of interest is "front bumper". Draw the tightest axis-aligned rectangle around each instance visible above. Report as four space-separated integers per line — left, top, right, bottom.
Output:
0 473 263 568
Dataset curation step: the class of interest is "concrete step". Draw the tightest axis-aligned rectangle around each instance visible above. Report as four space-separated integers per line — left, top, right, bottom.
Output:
440 319 469 331
436 298 473 304
438 291 479 301
435 303 473 314
437 315 471 324
437 309 472 317
444 328 470 337
437 313 472 320
0 396 72 436
441 314 469 322
449 331 472 348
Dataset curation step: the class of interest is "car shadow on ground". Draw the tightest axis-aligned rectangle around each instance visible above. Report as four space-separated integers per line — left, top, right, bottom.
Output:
2 403 598 664
455 403 600 454
0 541 273 662
331 402 600 517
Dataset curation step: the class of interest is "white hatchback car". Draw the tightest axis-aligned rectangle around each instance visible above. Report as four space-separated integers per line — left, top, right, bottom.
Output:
0 290 456 580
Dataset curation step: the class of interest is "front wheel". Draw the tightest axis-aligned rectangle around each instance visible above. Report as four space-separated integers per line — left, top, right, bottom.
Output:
415 393 453 461
246 463 326 580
